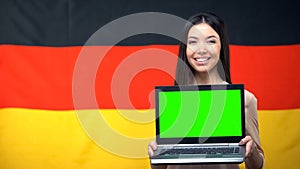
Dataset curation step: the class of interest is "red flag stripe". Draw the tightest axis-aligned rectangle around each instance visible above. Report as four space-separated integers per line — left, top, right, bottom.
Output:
0 44 299 110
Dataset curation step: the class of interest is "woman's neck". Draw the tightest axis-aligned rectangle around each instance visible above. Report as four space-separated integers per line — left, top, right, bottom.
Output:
194 71 224 85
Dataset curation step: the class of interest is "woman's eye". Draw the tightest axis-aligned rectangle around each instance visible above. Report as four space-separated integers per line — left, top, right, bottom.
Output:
187 40 197 45
207 40 216 44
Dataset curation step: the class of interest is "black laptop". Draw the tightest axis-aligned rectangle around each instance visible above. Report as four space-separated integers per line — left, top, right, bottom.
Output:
150 84 246 164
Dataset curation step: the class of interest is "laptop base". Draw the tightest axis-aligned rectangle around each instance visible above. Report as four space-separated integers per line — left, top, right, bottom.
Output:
151 157 244 165
150 144 245 165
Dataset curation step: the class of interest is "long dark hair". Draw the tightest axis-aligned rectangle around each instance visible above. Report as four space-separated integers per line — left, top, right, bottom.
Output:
174 12 231 85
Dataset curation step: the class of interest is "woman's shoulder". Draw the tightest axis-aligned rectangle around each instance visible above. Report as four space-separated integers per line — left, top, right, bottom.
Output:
244 89 257 108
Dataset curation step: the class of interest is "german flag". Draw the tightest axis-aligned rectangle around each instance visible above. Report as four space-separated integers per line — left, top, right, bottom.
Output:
0 1 299 169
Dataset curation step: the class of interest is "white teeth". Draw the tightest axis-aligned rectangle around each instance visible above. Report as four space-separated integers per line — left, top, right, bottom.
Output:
196 58 208 62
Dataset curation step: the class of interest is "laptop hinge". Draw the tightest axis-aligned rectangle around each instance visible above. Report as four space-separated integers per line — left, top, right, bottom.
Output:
158 143 240 148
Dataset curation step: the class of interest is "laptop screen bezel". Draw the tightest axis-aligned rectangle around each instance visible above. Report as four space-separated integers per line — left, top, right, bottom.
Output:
155 84 245 144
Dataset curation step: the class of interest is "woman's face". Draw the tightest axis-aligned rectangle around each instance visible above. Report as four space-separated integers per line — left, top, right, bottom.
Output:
186 23 221 74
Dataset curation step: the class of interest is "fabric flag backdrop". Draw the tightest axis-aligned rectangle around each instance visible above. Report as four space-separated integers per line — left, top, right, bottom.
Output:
0 0 299 169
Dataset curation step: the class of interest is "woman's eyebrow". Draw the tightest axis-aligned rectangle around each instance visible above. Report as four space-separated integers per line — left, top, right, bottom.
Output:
188 35 218 40
206 35 218 39
187 36 198 39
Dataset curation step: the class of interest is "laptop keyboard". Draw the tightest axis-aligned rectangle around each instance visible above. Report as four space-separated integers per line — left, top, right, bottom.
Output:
159 147 240 155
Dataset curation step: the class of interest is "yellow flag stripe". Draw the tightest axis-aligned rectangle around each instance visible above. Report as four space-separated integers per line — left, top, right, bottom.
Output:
0 108 299 169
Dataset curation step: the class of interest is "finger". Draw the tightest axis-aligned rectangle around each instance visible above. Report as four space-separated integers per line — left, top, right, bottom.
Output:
238 136 253 158
148 145 154 156
239 135 251 145
239 138 245 145
148 141 157 157
245 139 253 158
149 141 157 150
240 136 253 157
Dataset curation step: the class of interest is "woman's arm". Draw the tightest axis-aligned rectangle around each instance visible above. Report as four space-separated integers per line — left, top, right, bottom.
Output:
243 90 265 169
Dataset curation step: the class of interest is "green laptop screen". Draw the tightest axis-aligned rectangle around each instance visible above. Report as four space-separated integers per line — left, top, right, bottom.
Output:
158 89 242 138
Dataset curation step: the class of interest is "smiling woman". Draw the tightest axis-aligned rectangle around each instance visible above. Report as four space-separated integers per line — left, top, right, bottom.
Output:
186 23 221 80
174 12 231 86
148 12 264 169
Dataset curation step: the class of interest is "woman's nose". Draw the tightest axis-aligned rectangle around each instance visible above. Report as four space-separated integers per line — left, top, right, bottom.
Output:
195 43 207 54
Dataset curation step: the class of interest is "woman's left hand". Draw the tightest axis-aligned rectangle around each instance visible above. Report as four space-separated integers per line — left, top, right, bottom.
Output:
239 135 255 158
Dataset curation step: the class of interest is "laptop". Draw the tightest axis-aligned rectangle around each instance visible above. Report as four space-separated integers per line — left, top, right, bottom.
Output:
150 84 246 165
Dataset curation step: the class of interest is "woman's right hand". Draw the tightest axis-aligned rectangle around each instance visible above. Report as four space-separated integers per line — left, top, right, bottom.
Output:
148 141 158 157
148 141 168 169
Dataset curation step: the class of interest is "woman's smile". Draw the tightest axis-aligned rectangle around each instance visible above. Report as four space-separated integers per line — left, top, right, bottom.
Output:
194 57 211 65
